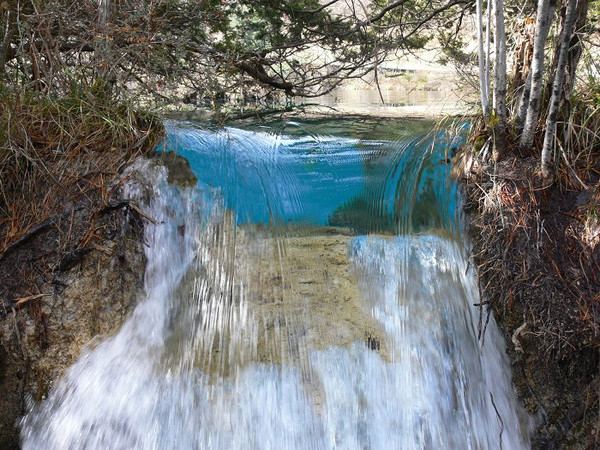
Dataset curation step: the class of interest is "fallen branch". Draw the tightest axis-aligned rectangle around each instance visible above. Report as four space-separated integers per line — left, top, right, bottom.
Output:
99 200 157 225
490 392 504 450
56 247 93 272
129 202 157 225
512 322 527 353
14 293 47 306
0 218 55 263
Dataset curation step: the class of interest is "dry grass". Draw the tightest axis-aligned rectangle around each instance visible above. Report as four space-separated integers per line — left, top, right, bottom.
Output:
0 89 163 258
463 156 600 445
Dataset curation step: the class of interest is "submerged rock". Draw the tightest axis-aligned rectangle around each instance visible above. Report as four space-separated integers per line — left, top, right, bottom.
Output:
238 230 390 364
157 151 198 189
164 222 390 381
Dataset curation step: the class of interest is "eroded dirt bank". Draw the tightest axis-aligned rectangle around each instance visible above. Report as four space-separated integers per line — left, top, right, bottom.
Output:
0 170 149 448
0 148 198 447
457 150 600 449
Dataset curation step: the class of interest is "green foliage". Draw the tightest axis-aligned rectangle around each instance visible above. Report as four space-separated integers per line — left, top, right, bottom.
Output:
1 0 469 104
437 33 476 67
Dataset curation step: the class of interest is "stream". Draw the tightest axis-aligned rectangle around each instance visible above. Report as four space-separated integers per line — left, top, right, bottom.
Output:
21 118 530 449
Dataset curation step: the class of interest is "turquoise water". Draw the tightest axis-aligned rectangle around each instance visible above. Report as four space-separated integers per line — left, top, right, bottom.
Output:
160 118 463 234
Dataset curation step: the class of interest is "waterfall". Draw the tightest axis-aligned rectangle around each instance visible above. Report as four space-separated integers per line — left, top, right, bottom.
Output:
21 120 530 449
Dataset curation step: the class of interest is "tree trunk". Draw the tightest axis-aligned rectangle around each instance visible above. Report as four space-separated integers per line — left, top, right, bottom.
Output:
562 0 588 106
515 72 532 133
540 0 578 178
0 2 17 77
511 18 535 89
485 0 492 110
519 0 556 152
493 0 507 161
514 18 536 133
95 0 113 87
476 0 490 120
543 0 586 112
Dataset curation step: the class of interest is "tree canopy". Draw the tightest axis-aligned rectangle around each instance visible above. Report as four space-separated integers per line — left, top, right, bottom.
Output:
1 0 598 177
0 0 471 103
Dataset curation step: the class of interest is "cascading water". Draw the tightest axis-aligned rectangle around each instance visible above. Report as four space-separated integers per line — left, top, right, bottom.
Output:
21 118 530 449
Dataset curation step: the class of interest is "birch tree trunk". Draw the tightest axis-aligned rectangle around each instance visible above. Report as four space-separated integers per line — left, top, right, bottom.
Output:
540 0 578 178
562 0 588 107
485 0 492 108
515 72 532 133
96 0 112 85
476 0 490 120
543 0 587 113
0 1 16 77
493 0 507 160
519 0 556 151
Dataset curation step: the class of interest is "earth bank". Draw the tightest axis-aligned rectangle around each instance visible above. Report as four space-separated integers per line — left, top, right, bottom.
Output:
0 159 173 448
455 148 600 449
0 96 165 447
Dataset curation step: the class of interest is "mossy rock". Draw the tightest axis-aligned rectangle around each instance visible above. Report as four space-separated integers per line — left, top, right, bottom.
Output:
158 152 197 188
